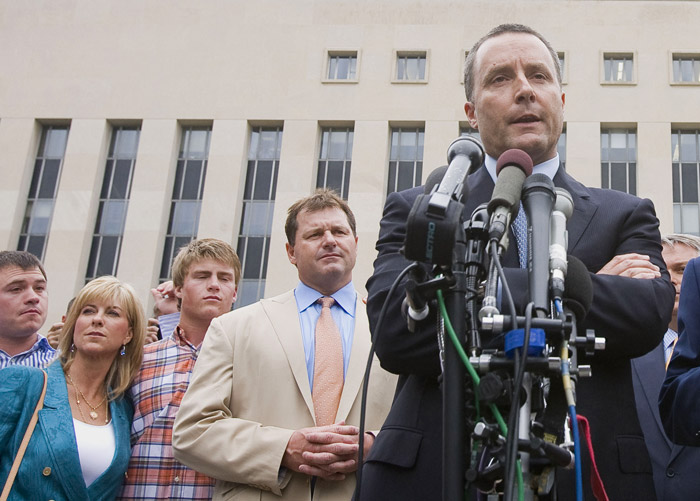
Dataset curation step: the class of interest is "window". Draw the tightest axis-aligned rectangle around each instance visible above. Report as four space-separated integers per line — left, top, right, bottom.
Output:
672 130 700 235
317 127 353 199
326 51 358 81
557 51 567 84
557 128 567 170
387 127 424 194
17 124 70 260
460 126 481 144
236 126 282 308
86 126 140 281
159 127 211 281
672 54 700 84
601 129 636 195
603 53 635 83
394 52 427 82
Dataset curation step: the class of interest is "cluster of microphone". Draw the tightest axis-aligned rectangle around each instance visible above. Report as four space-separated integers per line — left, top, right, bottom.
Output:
404 135 593 327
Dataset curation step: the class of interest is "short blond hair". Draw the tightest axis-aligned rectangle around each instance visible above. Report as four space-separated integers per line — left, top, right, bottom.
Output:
171 238 241 288
58 276 146 400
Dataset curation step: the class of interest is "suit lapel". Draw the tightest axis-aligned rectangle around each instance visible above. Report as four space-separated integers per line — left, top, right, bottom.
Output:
553 169 598 253
336 294 369 422
632 345 674 450
40 364 89 501
263 292 315 419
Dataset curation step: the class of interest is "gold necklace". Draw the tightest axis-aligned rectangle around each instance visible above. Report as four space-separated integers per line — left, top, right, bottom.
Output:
67 372 108 424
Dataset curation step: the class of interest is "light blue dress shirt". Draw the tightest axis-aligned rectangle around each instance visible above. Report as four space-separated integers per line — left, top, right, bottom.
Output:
294 281 356 391
483 153 560 184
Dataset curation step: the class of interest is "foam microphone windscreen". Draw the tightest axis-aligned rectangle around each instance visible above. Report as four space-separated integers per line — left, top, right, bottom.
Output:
488 149 534 220
564 255 593 321
423 166 448 194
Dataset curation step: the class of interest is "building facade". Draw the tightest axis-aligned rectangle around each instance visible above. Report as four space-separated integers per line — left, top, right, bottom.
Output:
1 0 699 320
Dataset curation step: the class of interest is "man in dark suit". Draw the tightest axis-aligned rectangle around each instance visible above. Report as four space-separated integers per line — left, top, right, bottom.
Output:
357 24 674 501
632 234 700 501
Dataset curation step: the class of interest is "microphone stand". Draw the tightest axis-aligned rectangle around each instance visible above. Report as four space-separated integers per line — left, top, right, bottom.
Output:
443 221 468 501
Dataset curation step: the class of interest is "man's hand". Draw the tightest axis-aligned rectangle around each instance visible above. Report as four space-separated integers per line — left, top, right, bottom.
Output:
145 317 160 344
282 422 361 481
46 321 64 349
597 253 660 279
151 280 178 316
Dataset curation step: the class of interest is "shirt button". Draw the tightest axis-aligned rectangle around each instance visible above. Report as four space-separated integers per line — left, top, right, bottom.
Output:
666 468 676 478
43 467 52 476
174 475 180 483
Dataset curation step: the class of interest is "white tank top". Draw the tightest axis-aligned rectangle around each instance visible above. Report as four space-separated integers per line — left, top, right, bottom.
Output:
73 418 116 486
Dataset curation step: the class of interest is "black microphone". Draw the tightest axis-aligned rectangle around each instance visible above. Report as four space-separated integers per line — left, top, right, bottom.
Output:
488 149 534 244
563 255 593 322
549 188 574 300
522 173 556 316
404 136 484 265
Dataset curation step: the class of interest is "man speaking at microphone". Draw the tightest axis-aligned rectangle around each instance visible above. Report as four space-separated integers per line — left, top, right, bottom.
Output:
357 23 674 501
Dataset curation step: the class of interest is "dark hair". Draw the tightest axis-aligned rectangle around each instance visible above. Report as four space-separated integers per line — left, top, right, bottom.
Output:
0 250 46 280
464 23 562 102
285 188 356 245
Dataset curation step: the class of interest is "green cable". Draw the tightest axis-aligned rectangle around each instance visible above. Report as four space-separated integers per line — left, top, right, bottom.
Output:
436 289 524 501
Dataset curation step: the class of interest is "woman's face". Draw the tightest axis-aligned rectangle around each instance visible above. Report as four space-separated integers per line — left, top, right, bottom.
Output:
73 297 132 359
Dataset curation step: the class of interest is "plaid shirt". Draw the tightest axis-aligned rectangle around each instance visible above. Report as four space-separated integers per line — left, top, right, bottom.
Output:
119 326 215 500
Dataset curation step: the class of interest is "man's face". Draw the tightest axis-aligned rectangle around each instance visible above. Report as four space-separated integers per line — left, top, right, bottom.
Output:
662 243 698 328
0 265 48 341
175 258 237 325
465 32 565 166
286 207 358 296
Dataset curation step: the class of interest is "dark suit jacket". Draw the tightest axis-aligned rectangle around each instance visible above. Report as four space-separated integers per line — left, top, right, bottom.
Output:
358 165 673 501
661 258 700 446
632 343 700 501
0 362 133 501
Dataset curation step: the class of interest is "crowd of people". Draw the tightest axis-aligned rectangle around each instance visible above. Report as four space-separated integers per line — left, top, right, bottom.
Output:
1 22 700 501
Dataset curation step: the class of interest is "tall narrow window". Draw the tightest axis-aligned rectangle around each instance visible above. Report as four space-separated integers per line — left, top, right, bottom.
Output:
159 126 211 281
317 127 353 199
86 126 140 281
672 54 700 84
327 52 358 81
387 127 424 194
557 129 567 170
601 129 637 195
603 53 635 83
395 52 427 81
236 126 283 308
18 125 70 260
672 130 700 235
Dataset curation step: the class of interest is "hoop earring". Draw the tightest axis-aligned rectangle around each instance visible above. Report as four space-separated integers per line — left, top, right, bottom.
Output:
120 344 126 356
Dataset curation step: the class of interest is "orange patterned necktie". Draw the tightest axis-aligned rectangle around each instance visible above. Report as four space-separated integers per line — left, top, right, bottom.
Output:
312 296 344 426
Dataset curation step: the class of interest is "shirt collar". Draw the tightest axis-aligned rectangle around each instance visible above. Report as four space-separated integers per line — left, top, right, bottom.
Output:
664 328 678 349
295 281 356 317
173 325 199 350
484 153 560 184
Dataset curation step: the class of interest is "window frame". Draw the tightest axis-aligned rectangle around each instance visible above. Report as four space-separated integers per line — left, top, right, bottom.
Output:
670 52 700 86
601 51 637 85
322 49 360 83
392 50 429 84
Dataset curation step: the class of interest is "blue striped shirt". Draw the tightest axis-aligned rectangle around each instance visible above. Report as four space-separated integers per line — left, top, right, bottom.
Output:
0 334 56 369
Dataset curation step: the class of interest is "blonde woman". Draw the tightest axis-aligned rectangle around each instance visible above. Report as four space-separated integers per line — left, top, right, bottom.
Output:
0 276 145 500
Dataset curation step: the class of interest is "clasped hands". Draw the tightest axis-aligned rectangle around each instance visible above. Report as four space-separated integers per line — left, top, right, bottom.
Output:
282 422 374 481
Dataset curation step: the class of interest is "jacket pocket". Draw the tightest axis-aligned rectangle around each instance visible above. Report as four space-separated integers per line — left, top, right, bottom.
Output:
616 435 653 474
365 427 422 468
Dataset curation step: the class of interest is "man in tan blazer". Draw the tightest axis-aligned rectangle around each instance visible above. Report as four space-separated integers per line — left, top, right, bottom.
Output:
173 189 396 501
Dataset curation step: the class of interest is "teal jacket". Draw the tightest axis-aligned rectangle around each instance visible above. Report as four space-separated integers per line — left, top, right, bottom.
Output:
0 362 133 500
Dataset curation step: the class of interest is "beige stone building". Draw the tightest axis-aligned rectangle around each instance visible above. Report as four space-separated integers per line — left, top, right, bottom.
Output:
1 0 699 321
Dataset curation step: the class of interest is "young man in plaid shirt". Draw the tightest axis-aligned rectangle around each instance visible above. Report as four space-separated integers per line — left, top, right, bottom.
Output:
119 238 241 500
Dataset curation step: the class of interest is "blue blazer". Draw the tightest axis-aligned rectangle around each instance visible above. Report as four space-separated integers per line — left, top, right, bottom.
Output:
632 343 700 500
0 362 133 500
661 257 700 446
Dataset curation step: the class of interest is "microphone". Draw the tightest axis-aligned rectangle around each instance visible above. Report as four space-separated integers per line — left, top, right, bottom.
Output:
487 149 534 244
522 173 556 316
549 188 574 300
563 255 593 322
404 136 484 265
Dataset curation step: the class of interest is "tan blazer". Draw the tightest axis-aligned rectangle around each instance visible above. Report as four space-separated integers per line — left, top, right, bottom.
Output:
173 290 397 501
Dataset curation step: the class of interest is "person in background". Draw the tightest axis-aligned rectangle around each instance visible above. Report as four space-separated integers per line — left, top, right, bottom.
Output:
46 297 75 350
0 250 54 369
0 275 145 500
631 234 700 500
173 189 396 501
119 238 240 501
